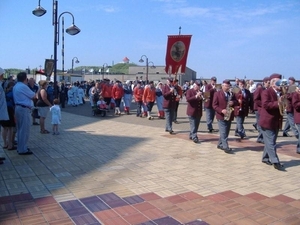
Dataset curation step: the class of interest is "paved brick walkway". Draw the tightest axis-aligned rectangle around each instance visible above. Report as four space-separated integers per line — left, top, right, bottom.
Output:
0 99 300 224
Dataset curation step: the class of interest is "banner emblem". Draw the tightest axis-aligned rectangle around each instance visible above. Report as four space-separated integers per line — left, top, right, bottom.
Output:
171 41 185 62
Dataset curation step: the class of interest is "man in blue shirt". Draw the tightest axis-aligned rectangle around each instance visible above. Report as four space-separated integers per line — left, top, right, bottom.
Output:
13 72 36 155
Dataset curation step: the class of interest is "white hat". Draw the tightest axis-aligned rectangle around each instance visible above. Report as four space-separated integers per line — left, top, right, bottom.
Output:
0 67 5 76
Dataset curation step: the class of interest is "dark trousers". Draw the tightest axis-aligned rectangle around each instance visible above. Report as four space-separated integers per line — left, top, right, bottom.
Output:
146 102 154 112
217 120 231 149
60 93 65 108
173 101 179 121
255 111 263 142
189 116 201 140
205 108 215 130
283 112 299 137
261 128 280 164
164 108 175 131
235 115 246 137
115 98 121 108
104 97 111 106
136 101 143 116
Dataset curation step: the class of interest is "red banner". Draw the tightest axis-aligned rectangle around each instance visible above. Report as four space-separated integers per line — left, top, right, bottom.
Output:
165 35 192 75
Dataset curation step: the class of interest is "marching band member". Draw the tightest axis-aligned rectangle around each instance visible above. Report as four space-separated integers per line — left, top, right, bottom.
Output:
162 78 177 134
186 81 203 143
133 81 144 117
143 81 156 120
212 80 237 153
292 85 300 154
173 79 182 124
282 77 299 138
253 77 270 143
234 79 251 139
204 77 217 133
260 73 284 170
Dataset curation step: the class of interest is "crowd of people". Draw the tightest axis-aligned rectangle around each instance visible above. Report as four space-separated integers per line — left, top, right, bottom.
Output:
1 68 300 171
0 69 62 163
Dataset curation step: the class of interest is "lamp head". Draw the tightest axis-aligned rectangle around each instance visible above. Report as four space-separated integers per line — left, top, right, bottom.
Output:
139 59 144 63
75 60 79 64
32 6 47 17
66 24 81 35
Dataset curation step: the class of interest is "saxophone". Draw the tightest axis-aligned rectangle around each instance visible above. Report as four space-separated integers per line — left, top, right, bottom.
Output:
224 91 234 121
277 79 288 116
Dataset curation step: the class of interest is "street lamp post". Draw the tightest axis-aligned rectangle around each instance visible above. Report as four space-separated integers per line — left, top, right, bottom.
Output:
139 55 149 84
32 0 80 98
71 57 79 74
102 63 109 80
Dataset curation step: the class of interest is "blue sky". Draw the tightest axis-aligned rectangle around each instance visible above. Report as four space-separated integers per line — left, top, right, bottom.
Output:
1 0 299 81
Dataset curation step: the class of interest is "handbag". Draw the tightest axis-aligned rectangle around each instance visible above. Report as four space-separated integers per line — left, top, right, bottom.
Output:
31 108 40 119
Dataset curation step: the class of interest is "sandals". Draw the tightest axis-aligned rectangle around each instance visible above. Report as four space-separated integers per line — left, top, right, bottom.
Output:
40 130 50 134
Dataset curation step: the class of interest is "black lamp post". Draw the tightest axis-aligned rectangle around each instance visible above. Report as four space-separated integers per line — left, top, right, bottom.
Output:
102 63 109 80
139 55 148 84
32 0 80 97
71 57 80 74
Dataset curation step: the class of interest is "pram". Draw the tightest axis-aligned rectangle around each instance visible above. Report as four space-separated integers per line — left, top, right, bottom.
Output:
92 105 107 117
92 98 108 117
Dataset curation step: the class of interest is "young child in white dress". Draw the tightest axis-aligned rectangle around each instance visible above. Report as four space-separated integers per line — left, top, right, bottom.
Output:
50 98 61 135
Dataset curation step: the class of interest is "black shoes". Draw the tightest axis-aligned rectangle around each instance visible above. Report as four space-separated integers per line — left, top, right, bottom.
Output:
262 161 272 165
253 124 257 130
18 151 33 155
165 130 174 134
0 157 6 160
273 163 284 170
256 140 264 144
193 138 199 143
283 132 291 137
173 120 179 124
223 148 233 153
217 146 232 153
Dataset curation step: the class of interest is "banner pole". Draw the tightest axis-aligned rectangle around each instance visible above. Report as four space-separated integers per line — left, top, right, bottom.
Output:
179 26 181 35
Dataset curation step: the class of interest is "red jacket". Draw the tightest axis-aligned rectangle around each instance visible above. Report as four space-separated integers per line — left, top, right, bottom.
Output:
162 84 176 109
253 87 264 112
112 85 124 99
292 92 300 124
234 89 251 117
212 90 237 121
204 84 217 109
143 86 156 103
259 87 282 130
102 84 112 98
133 86 144 102
186 88 202 117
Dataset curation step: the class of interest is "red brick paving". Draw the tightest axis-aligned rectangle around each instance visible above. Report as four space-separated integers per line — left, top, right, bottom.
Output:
0 191 299 224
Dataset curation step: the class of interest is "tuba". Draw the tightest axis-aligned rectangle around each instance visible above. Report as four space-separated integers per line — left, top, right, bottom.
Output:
276 79 288 116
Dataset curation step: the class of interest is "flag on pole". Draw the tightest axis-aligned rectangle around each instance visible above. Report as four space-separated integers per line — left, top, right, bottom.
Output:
165 35 192 75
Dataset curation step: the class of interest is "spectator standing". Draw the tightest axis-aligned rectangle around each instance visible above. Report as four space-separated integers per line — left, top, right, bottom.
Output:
36 80 52 134
50 98 61 135
13 72 35 155
0 68 8 163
